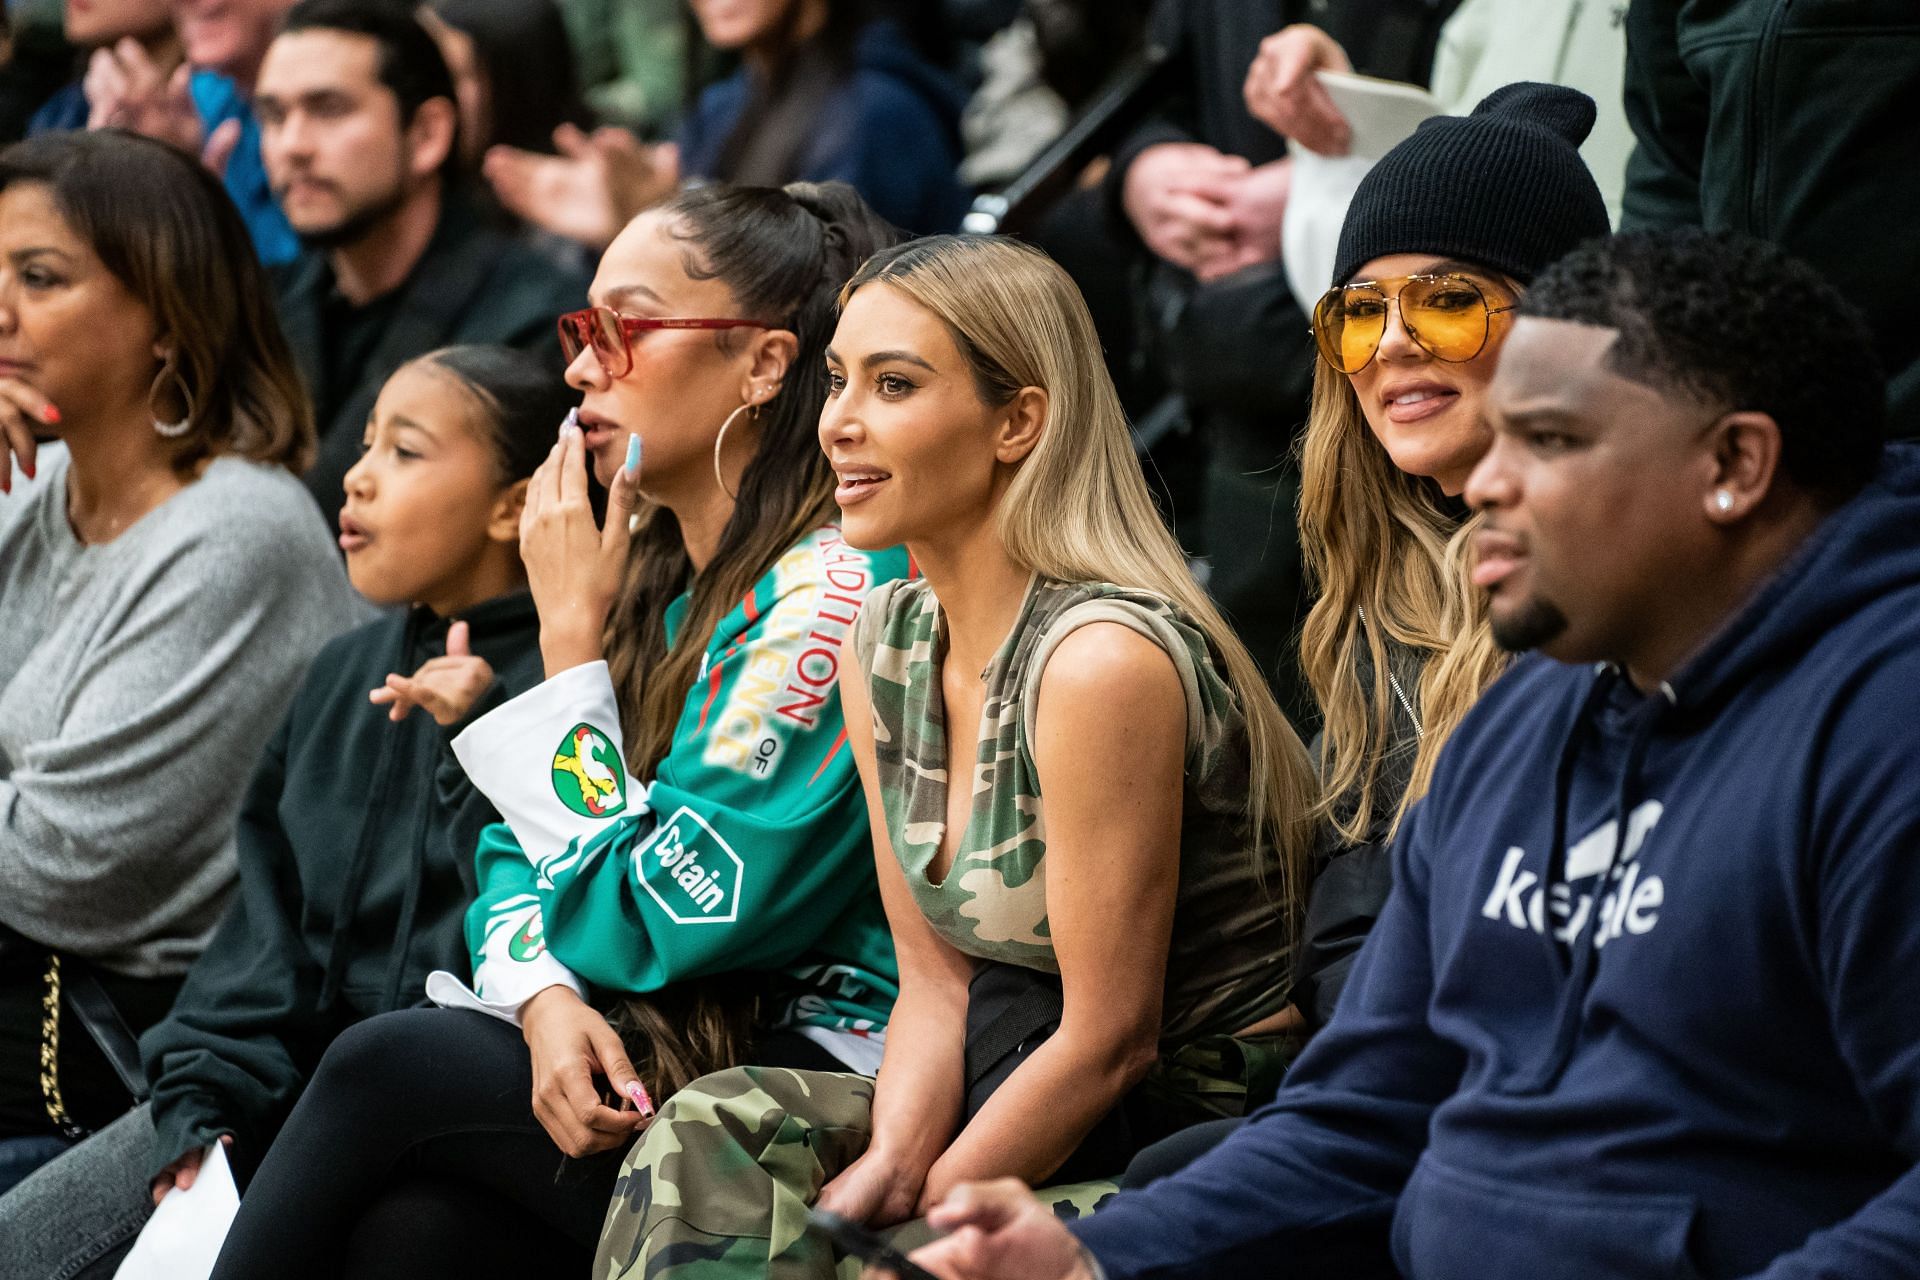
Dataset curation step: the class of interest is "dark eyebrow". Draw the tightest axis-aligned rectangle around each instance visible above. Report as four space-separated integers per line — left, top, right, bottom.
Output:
1494 403 1586 428
861 350 938 374
11 246 73 263
601 283 666 310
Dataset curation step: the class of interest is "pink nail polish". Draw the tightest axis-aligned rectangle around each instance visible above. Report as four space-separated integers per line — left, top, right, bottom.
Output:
626 1080 655 1117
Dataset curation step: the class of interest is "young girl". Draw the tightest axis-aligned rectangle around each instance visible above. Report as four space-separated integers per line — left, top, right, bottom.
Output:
596 232 1321 1279
208 181 911 1280
0 345 569 1278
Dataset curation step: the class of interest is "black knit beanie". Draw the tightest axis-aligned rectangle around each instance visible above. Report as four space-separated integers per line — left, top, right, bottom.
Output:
1330 82 1611 288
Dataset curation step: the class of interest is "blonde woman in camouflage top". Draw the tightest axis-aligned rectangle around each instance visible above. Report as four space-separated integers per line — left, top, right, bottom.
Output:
593 235 1319 1279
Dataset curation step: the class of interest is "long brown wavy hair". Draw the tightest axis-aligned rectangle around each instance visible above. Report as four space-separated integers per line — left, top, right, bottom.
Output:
597 181 900 1094
1298 357 1506 843
604 181 900 777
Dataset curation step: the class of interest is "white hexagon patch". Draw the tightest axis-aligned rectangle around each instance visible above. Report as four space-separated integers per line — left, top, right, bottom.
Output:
633 806 743 924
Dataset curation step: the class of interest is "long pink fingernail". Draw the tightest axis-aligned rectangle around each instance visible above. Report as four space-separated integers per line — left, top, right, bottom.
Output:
626 1081 654 1117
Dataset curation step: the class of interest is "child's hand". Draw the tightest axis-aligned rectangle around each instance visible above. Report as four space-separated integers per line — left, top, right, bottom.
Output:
150 1133 235 1206
370 620 496 725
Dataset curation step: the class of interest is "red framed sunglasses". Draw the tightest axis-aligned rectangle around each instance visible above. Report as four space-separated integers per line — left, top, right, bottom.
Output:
558 307 773 377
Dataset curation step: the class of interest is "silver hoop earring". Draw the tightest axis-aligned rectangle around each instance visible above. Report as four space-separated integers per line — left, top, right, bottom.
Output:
712 402 757 500
1714 489 1735 513
149 362 195 439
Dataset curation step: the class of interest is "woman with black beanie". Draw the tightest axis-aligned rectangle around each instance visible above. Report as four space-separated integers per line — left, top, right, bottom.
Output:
1126 81 1613 1185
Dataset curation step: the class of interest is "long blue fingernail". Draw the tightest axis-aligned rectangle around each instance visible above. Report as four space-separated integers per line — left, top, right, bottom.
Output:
624 434 641 475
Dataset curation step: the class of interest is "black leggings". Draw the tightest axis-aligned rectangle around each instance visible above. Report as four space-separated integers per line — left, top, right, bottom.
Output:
210 1007 842 1280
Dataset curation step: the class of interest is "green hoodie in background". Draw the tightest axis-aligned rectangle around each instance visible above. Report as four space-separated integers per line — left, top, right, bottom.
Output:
1623 0 1920 438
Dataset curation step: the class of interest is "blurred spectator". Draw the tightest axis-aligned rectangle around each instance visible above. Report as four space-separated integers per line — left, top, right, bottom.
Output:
1106 0 1459 726
487 0 971 249
0 130 358 1193
423 0 588 167
77 0 301 262
958 17 1062 190
25 0 178 136
60 0 301 260
557 0 685 139
256 0 588 534
1623 0 1920 439
0 0 77 142
1242 1 1630 226
676 0 967 228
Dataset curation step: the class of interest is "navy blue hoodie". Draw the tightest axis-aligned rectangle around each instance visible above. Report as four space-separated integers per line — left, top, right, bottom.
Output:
1077 443 1920 1280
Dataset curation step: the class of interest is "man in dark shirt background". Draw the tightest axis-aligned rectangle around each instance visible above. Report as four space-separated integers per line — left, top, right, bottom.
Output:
257 0 587 533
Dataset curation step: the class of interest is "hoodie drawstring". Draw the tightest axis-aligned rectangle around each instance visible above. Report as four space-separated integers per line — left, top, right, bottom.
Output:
1512 669 1673 1093
318 615 428 1013
378 746 440 1011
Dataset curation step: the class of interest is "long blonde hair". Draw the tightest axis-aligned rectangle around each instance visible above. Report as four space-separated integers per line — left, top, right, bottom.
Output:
1298 358 1505 842
843 236 1319 923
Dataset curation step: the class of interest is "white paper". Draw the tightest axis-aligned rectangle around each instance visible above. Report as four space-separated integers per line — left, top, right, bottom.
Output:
114 1140 241 1280
1283 71 1444 310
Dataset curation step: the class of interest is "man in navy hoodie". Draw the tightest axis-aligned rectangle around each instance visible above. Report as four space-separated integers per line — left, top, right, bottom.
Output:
904 229 1920 1280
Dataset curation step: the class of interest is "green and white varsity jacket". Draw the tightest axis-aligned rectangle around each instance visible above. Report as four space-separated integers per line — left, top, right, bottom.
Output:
435 526 909 1068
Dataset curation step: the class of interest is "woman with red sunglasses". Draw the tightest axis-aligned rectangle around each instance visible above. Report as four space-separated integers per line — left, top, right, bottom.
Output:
207 181 912 1280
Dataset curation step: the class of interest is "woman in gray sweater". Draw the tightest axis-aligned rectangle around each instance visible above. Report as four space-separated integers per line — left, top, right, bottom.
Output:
0 130 361 1194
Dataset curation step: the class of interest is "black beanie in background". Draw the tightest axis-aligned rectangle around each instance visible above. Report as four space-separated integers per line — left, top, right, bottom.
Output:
1330 82 1612 289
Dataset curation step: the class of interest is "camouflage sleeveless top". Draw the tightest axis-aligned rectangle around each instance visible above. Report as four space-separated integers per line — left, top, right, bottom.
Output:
853 575 1294 1043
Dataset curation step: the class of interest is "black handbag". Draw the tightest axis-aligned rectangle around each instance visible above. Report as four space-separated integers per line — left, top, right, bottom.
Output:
961 961 1141 1182
0 924 149 1138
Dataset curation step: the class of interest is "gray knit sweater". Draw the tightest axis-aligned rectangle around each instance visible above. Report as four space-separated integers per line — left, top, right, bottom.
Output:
0 446 366 977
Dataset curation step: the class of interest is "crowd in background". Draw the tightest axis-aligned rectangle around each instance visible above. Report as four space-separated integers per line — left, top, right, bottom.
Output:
0 1 1917 1278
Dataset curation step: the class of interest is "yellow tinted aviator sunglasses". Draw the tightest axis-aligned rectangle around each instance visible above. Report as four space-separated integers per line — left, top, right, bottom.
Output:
1311 273 1515 374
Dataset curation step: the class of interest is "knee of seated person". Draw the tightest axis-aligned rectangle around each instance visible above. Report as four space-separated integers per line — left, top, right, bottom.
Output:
654 1066 774 1125
649 1063 845 1140
311 1009 447 1095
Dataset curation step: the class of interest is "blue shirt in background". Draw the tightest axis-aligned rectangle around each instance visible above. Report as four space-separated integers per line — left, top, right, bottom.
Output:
188 70 298 266
26 72 298 267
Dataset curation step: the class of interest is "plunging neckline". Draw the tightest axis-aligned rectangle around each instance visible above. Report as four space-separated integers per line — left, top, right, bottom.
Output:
913 573 1042 889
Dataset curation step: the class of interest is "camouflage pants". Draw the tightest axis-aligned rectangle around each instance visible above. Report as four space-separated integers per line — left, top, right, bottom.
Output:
594 1066 1117 1280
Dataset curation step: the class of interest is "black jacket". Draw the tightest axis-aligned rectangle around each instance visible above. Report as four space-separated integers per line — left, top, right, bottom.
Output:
1623 0 1920 438
1292 622 1427 1029
275 189 591 533
137 594 541 1180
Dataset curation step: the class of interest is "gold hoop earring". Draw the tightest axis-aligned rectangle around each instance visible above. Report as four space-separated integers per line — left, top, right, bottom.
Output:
712 401 759 500
148 361 195 439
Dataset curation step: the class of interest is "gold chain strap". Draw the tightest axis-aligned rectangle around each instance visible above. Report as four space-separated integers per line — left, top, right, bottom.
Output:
39 954 84 1138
